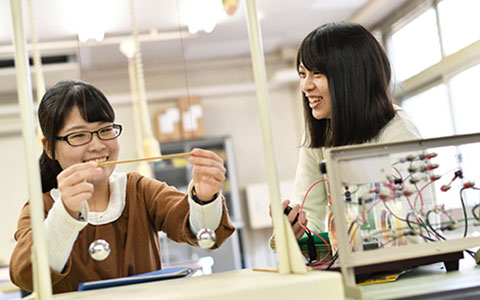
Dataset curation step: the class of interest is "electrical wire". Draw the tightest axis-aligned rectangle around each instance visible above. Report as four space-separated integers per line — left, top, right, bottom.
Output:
405 212 436 242
298 179 332 266
469 188 480 222
326 253 339 270
392 166 415 210
301 157 478 270
460 187 469 238
472 203 480 221
425 210 447 241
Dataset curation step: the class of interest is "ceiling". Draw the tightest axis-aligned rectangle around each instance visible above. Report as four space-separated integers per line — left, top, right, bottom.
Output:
0 0 410 72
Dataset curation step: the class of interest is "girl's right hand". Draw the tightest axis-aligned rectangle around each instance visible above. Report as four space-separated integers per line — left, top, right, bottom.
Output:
56 162 103 219
269 200 308 239
282 200 308 239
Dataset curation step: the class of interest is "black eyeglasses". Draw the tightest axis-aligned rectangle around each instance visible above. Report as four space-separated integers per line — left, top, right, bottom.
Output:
56 124 123 146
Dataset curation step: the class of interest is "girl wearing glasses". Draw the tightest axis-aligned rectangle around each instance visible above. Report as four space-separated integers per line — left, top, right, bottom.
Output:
10 80 234 293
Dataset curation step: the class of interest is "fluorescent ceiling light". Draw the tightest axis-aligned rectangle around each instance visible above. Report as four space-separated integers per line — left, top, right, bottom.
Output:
181 0 226 34
74 0 107 42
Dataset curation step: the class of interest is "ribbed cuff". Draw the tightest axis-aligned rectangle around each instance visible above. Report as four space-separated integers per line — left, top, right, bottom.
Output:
187 180 223 235
44 197 88 273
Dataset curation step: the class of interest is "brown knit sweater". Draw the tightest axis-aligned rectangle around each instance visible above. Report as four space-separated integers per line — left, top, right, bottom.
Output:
9 172 235 293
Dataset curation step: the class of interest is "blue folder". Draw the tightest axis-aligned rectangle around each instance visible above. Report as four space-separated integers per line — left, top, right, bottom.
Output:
78 266 193 291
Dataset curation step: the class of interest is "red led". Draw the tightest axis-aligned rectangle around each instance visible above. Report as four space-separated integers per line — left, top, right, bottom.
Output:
440 185 451 192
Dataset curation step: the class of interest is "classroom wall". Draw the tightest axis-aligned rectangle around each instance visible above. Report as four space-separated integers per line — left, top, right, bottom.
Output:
0 132 29 265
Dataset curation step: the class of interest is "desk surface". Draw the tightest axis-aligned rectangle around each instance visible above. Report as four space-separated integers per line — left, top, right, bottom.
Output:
52 268 344 300
15 258 480 300
348 258 480 299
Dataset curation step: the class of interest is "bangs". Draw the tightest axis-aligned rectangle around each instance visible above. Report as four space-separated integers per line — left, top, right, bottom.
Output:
297 30 328 74
74 84 115 123
54 82 115 133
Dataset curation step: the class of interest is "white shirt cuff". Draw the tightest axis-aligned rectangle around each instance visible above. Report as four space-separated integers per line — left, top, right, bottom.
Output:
44 195 88 273
187 180 223 236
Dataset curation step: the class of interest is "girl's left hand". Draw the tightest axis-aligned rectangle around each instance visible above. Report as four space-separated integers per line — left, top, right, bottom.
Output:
188 148 226 201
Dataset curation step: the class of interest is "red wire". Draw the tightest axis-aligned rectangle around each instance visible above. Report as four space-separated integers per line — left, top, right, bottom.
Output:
392 167 441 240
297 179 332 265
413 180 433 209
312 260 335 269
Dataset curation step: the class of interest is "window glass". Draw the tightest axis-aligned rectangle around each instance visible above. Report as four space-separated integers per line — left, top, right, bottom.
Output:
438 0 480 55
390 9 442 82
401 84 453 139
449 64 480 199
448 64 480 135
402 86 457 209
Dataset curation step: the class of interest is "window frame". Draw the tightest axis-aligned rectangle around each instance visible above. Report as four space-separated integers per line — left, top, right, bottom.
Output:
376 0 480 107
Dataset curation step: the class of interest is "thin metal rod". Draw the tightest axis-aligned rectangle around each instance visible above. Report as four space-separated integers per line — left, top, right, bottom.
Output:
98 152 192 167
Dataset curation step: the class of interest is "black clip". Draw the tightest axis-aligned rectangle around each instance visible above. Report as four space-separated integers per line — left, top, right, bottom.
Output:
319 160 327 174
305 230 317 263
283 205 299 225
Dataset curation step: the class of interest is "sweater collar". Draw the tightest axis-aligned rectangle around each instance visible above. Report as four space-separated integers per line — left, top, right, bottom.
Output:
50 172 127 225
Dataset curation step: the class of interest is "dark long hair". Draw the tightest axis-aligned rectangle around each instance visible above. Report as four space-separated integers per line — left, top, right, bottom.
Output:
297 22 395 147
38 80 115 192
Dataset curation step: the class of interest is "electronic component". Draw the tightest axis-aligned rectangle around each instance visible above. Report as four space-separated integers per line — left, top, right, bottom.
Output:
325 133 480 296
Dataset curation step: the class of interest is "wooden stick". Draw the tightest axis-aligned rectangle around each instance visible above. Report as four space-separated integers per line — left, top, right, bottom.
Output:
252 268 278 273
98 151 192 167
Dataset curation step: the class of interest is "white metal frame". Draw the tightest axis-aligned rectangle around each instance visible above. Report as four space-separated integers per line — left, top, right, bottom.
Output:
325 132 480 298
9 1 305 298
10 0 52 298
244 0 306 274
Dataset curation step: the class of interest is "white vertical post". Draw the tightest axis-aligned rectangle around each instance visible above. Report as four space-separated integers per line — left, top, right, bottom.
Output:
10 0 52 298
244 0 306 274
